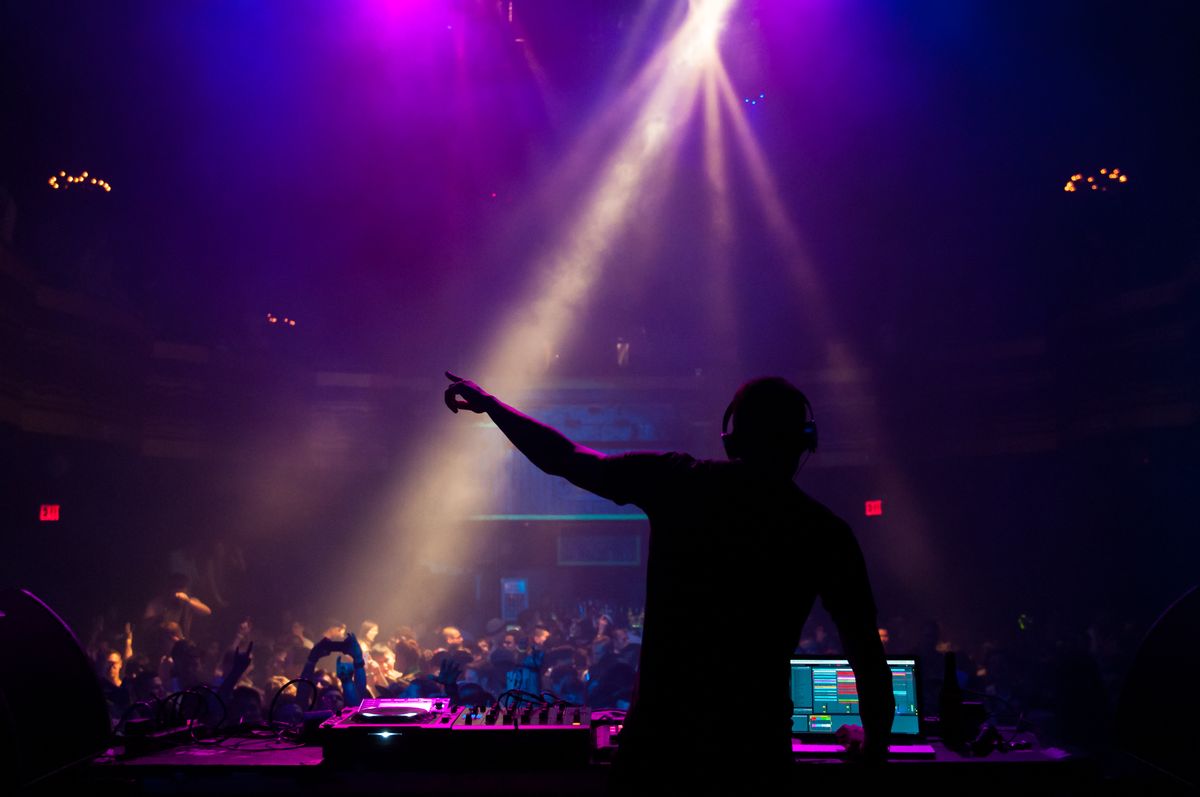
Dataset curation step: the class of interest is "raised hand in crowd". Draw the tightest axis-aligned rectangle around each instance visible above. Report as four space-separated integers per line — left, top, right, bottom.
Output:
174 590 213 617
435 655 463 705
217 642 253 703
335 633 368 708
122 622 134 661
299 636 343 683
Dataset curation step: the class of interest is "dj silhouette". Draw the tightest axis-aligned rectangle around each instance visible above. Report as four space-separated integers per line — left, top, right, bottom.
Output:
445 371 893 788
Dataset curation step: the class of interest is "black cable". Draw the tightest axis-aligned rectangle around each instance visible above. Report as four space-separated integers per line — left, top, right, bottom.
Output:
168 685 228 744
145 686 229 748
116 697 162 736
540 689 579 707
266 678 319 736
961 688 1032 746
495 688 548 711
186 685 228 742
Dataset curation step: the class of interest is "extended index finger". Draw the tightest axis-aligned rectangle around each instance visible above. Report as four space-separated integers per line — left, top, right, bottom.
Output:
445 370 464 383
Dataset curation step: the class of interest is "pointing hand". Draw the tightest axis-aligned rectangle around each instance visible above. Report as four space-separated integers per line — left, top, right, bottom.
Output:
444 371 494 414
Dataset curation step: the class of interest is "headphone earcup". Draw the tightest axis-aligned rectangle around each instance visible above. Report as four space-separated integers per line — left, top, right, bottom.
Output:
801 421 818 453
721 432 739 460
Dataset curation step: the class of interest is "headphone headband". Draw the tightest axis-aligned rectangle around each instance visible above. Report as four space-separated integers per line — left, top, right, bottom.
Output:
721 391 818 457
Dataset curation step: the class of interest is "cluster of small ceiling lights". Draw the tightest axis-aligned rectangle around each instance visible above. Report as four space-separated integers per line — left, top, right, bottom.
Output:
742 91 766 106
266 313 297 327
48 170 112 192
1063 168 1128 193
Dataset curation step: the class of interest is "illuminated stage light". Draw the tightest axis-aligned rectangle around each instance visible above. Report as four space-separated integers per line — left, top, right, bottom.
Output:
266 312 296 327
49 169 112 193
1064 168 1128 195
742 91 766 106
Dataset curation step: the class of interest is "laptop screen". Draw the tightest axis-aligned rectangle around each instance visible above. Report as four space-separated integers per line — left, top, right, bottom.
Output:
789 657 920 736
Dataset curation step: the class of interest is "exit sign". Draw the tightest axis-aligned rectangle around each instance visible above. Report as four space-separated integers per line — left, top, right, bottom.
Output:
864 500 883 517
39 504 61 522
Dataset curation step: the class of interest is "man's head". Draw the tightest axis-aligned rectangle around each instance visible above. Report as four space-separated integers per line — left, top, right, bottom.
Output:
168 573 190 593
530 625 551 648
442 626 464 649
721 377 817 477
99 651 123 685
612 627 630 651
170 639 204 688
372 644 397 671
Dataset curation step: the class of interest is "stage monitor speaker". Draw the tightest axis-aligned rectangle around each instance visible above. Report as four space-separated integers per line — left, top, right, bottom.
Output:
0 588 111 789
1116 584 1199 789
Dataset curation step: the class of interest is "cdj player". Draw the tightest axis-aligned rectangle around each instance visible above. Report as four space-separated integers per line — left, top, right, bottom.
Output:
318 698 594 769
318 698 462 766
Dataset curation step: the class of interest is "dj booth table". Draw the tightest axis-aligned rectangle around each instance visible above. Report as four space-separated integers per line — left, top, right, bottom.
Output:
68 732 1100 796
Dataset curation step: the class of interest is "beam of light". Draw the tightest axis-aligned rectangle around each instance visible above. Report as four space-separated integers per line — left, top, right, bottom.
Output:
699 64 740 366
505 5 564 131
347 0 737 626
475 1 736 390
708 55 942 603
600 2 688 100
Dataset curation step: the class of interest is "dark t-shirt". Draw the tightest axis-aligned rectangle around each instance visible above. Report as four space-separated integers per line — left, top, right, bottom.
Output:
570 452 880 783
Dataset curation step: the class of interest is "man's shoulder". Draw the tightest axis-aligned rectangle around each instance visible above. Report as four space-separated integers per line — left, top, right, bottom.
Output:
792 488 851 528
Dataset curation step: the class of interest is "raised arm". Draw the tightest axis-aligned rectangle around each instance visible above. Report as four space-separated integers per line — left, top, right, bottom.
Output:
217 642 253 704
175 591 213 617
444 372 606 485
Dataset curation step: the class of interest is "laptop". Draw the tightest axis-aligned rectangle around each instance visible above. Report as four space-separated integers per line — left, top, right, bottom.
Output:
789 657 935 759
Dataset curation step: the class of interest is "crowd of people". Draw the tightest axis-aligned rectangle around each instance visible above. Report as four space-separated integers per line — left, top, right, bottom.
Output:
82 575 1136 752
86 582 646 732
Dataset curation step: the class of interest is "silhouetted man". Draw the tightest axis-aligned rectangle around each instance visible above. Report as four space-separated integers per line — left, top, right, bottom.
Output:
444 372 893 789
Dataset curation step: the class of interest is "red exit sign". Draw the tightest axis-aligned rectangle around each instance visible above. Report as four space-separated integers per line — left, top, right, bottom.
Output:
864 500 883 517
39 504 60 522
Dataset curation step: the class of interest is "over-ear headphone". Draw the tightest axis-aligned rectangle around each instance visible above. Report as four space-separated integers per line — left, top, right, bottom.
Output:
721 393 818 460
